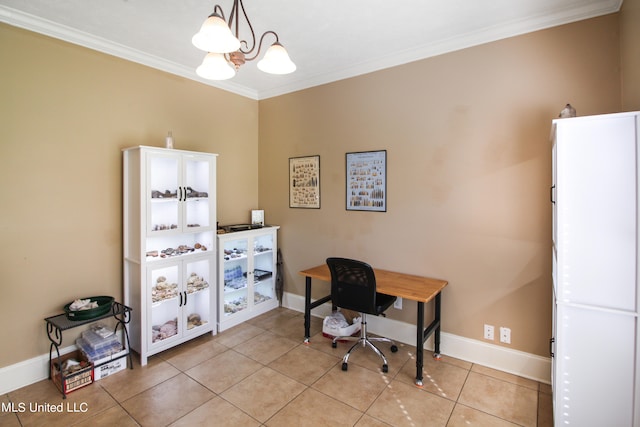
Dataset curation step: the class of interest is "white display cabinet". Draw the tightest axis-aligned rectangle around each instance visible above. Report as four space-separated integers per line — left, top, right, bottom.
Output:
123 146 217 365
217 226 280 331
550 112 640 427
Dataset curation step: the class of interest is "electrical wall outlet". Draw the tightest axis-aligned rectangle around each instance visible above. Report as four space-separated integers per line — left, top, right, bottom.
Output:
394 297 402 310
500 327 511 344
484 324 494 340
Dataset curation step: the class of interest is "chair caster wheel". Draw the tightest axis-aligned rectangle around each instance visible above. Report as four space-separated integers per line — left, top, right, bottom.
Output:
382 364 388 373
390 345 398 353
332 342 337 348
342 362 348 371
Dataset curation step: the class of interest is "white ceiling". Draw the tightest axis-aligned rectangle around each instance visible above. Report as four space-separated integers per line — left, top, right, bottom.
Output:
0 0 623 100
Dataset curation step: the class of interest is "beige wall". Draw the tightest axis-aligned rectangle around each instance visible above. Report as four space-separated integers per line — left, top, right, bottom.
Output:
0 24 259 367
621 0 640 110
258 14 621 357
0 10 628 370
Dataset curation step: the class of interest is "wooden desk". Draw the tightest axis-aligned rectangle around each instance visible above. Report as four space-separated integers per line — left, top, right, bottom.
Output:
299 264 448 386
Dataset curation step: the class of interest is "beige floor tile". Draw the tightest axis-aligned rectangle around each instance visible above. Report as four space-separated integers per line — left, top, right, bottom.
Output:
185 349 262 394
0 394 21 427
269 313 314 341
72 405 140 427
233 330 299 364
98 356 180 402
447 404 519 426
246 307 300 330
366 380 455 427
432 354 473 371
169 396 260 427
265 388 363 427
221 366 306 423
355 413 394 426
537 390 554 427
215 323 265 348
312 363 390 412
10 378 118 427
458 372 538 427
121 373 214 426
306 331 353 358
161 338 228 371
344 339 412 377
471 364 539 391
396 354 469 401
539 382 552 395
268 344 340 385
6 307 554 427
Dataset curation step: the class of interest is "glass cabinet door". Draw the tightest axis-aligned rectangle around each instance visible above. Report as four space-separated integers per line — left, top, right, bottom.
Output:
252 233 276 308
148 154 180 234
183 257 212 337
183 155 213 230
222 237 249 317
149 264 181 348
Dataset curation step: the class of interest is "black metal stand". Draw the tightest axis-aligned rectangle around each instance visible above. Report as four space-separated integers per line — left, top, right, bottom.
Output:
44 301 133 398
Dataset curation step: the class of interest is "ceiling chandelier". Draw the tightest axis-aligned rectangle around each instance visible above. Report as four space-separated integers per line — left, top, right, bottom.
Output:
192 0 296 80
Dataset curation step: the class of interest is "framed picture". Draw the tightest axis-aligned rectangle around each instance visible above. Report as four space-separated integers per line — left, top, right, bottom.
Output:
289 155 320 208
346 150 387 212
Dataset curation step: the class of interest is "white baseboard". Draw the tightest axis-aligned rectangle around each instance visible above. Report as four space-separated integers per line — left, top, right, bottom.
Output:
1 293 550 395
282 292 551 384
0 344 77 395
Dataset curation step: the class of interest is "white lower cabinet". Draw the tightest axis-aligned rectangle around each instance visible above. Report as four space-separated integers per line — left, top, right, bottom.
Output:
147 255 214 352
217 226 280 331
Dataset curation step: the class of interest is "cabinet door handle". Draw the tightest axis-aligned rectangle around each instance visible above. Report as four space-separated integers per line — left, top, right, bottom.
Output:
549 337 555 357
178 186 183 202
550 185 555 204
179 292 183 307
184 291 188 306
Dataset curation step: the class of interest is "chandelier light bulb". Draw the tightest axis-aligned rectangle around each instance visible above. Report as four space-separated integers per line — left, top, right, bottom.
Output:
196 52 236 80
192 13 240 53
257 42 296 75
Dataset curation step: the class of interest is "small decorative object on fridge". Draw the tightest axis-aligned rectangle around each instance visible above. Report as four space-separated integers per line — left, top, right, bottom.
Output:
165 131 174 149
558 103 576 118
346 150 387 212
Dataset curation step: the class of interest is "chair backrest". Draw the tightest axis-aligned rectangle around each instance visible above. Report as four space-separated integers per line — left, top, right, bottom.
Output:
326 257 378 315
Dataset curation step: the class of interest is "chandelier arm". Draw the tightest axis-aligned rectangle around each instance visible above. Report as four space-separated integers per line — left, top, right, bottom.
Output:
237 0 257 55
244 30 279 62
212 4 226 20
228 0 239 38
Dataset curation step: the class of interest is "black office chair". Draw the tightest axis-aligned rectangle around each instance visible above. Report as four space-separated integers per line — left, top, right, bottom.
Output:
326 257 398 373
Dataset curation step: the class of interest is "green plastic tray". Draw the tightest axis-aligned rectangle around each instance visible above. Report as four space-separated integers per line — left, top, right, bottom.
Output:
64 296 114 321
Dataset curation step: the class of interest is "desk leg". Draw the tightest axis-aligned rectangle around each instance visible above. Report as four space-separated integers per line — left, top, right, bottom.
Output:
415 293 443 387
304 276 312 344
416 301 425 387
434 293 442 358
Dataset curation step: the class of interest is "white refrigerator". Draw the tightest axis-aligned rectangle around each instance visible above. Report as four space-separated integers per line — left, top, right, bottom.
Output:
551 111 640 427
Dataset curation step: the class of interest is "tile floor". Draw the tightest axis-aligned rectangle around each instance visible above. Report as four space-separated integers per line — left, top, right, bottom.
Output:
2 308 553 426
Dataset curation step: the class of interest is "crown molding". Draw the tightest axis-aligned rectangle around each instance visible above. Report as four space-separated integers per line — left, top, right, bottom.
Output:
1 0 623 100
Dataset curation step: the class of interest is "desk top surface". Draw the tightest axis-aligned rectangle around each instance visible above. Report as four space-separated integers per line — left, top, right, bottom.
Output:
299 264 448 303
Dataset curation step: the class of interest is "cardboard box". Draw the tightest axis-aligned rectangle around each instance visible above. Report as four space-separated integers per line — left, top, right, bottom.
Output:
322 315 361 341
94 356 127 380
91 347 128 381
51 350 93 394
